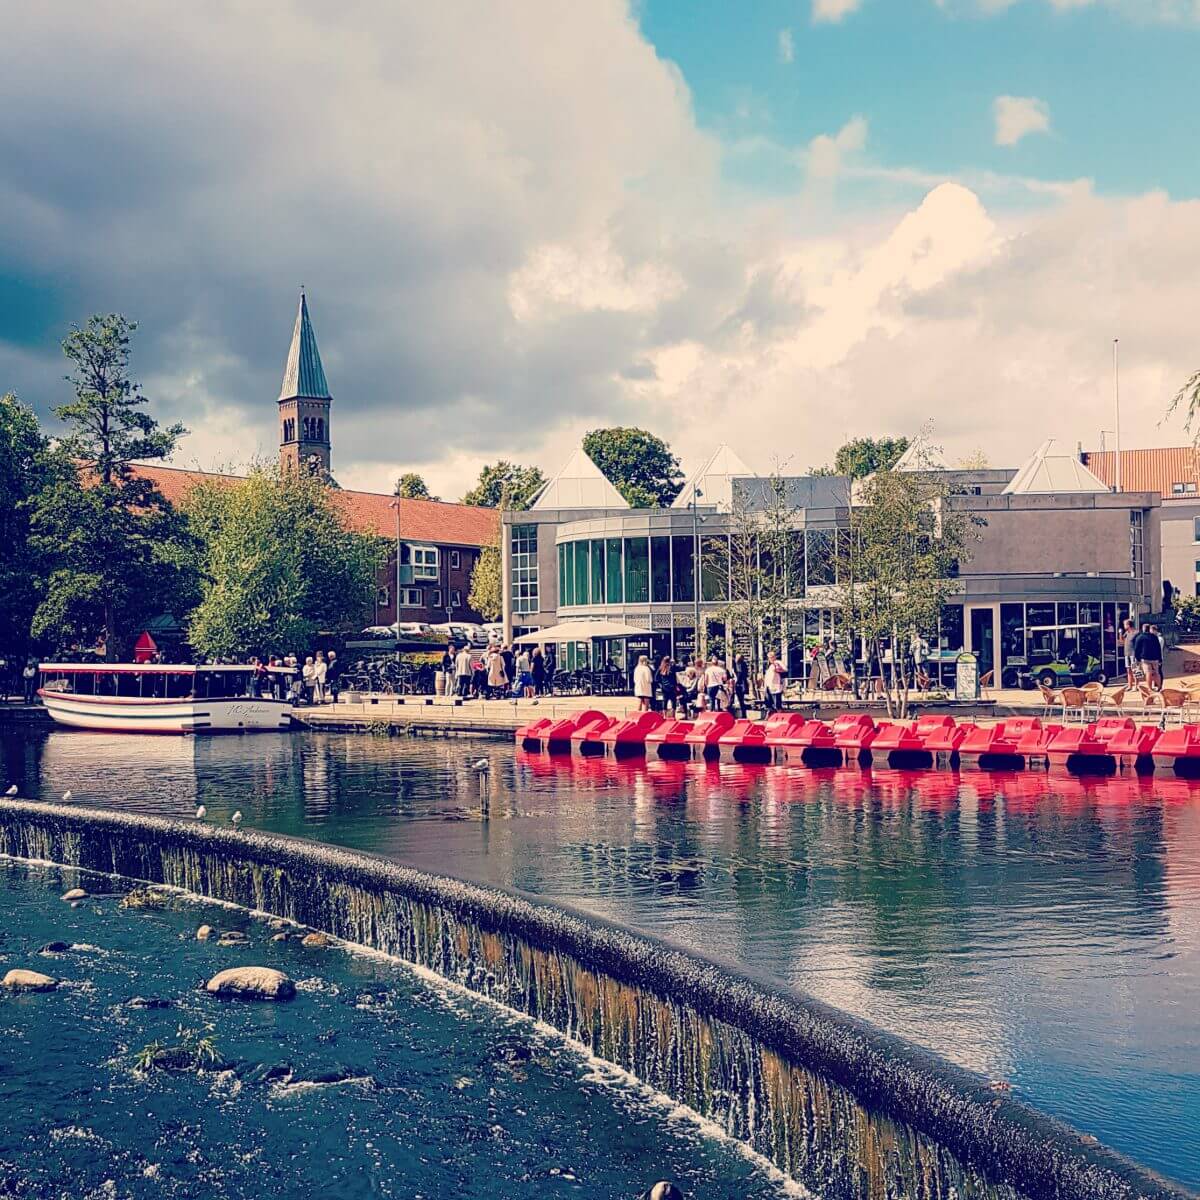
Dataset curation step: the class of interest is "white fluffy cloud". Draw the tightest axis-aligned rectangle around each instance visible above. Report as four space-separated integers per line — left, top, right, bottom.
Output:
0 0 1196 501
812 0 863 24
778 28 796 63
993 95 1052 146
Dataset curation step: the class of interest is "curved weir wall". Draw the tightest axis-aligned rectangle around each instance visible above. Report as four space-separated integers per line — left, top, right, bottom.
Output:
0 800 1190 1200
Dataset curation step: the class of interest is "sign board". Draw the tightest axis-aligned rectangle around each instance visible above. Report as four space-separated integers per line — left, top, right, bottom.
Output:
954 651 979 701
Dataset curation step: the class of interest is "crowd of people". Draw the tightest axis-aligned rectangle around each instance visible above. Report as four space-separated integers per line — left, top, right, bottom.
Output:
444 642 557 700
629 651 789 718
245 651 342 705
1123 619 1166 691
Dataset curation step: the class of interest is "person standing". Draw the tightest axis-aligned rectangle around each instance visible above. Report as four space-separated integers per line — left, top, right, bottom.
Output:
676 660 699 716
441 643 455 695
531 646 546 695
632 654 654 711
301 656 316 704
501 644 515 691
656 656 677 716
1136 623 1163 691
325 651 341 704
313 650 328 704
22 659 37 705
733 654 750 717
763 651 786 714
454 643 473 699
515 646 534 699
487 646 508 699
1122 618 1139 688
703 657 729 712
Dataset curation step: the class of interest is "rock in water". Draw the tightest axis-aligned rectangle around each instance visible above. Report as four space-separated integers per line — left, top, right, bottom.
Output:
3 969 58 992
61 888 87 902
270 932 289 943
301 932 329 948
196 925 214 941
218 931 249 946
39 941 71 954
645 1185 685 1200
206 967 296 1002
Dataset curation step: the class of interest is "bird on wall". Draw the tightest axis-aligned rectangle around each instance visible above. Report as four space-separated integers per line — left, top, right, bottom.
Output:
231 810 243 828
195 806 206 819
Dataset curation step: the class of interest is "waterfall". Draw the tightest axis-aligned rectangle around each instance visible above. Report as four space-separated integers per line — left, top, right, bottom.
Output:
0 799 1185 1200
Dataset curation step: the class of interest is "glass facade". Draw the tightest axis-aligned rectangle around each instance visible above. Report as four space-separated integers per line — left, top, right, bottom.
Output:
510 524 538 615
624 537 649 604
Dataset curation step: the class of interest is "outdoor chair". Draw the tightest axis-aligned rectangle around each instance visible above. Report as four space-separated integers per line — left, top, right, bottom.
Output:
1059 687 1090 724
978 670 993 699
1038 682 1062 718
1094 685 1126 716
1157 688 1190 727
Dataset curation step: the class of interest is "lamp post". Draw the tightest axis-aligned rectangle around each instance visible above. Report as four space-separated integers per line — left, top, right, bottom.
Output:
689 483 703 659
391 480 402 658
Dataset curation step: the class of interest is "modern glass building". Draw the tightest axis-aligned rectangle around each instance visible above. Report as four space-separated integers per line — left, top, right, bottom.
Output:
502 441 1160 687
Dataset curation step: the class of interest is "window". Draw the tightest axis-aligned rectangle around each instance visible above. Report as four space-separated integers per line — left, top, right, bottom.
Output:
1173 482 1198 495
432 589 443 607
651 536 671 603
452 589 462 607
700 535 728 602
409 545 439 579
606 537 623 604
559 543 572 607
805 529 835 588
282 417 295 442
671 536 694 603
574 539 589 606
378 586 390 607
450 550 461 568
510 524 538 615
399 588 423 607
624 537 649 604
589 540 605 606
1194 517 1200 543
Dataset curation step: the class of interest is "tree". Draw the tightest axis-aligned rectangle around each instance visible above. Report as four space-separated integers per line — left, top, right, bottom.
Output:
832 436 910 480
582 427 683 508
0 393 57 657
185 465 383 659
397 472 437 500
468 545 503 621
829 449 981 717
461 461 546 510
29 315 194 660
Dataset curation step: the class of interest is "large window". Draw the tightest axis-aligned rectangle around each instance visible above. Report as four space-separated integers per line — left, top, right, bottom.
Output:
408 545 439 580
671 536 694 603
624 537 649 604
559 543 573 607
574 540 589 608
606 538 623 605
651 536 671 603
806 529 835 588
400 587 423 607
510 524 539 615
700 535 728 602
589 540 605 605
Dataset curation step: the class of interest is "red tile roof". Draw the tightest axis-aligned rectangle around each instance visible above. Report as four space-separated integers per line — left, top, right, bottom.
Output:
130 463 498 547
1081 447 1200 498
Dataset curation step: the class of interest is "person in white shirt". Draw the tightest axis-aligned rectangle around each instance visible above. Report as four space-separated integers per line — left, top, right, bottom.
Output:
762 651 787 713
301 656 317 705
633 654 655 711
454 645 473 698
703 659 729 712
313 651 328 704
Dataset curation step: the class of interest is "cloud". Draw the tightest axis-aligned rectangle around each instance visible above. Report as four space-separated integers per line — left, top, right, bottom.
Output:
778 28 795 63
812 0 863 24
993 95 1052 146
806 117 869 179
950 0 1200 20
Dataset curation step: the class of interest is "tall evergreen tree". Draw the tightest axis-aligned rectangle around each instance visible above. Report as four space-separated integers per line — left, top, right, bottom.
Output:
30 315 194 659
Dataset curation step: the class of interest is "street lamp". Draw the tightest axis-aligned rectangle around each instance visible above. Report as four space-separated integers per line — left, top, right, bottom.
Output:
689 483 703 659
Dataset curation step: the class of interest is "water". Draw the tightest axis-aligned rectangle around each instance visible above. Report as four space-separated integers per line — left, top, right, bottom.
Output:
3 728 1199 1190
0 858 793 1199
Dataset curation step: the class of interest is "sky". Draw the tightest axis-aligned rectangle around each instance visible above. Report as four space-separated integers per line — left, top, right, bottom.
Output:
2 0 1199 497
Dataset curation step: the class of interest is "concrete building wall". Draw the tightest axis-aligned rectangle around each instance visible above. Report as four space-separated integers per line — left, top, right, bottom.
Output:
1161 503 1200 598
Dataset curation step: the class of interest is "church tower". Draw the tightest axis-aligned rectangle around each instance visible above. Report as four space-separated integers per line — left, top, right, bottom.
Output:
278 290 332 473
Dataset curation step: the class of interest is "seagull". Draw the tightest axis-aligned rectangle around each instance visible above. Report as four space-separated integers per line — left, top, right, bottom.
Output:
471 758 489 773
231 810 243 828
61 791 73 803
4 785 17 796
195 805 206 819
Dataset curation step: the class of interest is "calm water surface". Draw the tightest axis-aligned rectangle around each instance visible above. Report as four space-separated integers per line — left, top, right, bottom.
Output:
0 859 788 1199
3 727 1199 1189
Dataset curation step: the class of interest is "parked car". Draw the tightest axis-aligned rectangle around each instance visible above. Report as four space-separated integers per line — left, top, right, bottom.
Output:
359 624 398 639
1003 651 1106 690
481 622 504 645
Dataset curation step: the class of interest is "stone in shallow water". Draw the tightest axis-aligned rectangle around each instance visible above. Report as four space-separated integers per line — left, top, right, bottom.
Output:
60 888 87 902
3 968 58 992
196 925 214 941
217 931 249 946
127 996 175 1010
301 932 329 948
39 941 71 954
206 967 296 1002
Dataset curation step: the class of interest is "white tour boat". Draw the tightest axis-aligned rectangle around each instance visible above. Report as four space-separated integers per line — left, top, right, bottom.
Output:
37 663 295 735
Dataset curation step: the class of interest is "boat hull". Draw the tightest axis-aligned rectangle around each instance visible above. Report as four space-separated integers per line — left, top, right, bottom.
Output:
40 690 294 735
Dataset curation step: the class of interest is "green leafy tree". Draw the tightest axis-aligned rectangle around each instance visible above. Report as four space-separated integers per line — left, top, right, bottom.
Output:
186 465 384 659
582 427 683 508
829 447 981 717
0 393 58 657
468 545 503 621
461 461 545 510
397 472 437 500
832 436 909 480
29 315 194 660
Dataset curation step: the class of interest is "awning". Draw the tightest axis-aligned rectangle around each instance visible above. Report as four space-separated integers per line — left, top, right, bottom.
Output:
513 620 655 645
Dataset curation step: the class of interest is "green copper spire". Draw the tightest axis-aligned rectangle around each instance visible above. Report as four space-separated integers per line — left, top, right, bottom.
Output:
279 290 331 400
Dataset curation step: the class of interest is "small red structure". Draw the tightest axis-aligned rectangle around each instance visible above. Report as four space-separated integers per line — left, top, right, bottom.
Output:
645 717 695 759
132 632 157 664
599 710 665 757
1151 724 1200 772
683 710 736 758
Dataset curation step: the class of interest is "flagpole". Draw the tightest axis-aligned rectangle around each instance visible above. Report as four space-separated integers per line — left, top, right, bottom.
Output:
1113 338 1121 493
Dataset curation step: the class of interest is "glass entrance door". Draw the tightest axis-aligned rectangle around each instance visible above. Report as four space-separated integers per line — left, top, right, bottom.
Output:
969 607 995 677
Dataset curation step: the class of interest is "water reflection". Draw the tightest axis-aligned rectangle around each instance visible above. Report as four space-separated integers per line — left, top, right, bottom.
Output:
3 728 1199 1187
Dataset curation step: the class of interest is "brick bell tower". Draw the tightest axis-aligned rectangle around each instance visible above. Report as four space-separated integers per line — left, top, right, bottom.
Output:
278 289 332 473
